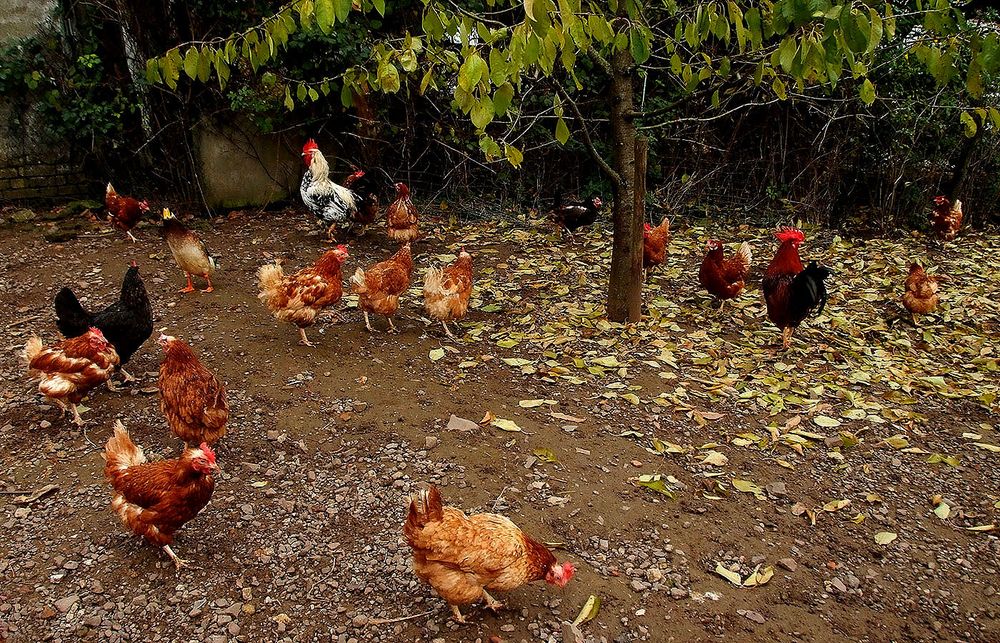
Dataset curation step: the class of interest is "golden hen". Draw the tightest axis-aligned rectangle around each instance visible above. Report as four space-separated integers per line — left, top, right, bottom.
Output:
158 334 229 445
103 420 218 569
404 485 575 623
258 245 350 346
350 243 413 332
423 248 473 339
23 327 119 425
902 262 947 324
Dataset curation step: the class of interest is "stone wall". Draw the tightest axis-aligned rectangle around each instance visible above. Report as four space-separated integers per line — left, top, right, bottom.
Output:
0 0 92 204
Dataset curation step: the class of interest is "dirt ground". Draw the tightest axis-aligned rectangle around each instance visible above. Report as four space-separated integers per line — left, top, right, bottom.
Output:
0 206 997 643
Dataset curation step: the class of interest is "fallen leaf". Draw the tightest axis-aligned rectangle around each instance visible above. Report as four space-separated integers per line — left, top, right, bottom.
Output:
701 451 729 466
428 348 445 361
823 499 851 512
874 531 897 545
965 524 996 532
813 415 842 428
972 442 1000 453
519 399 556 408
571 594 600 627
532 448 558 463
551 411 586 423
933 501 951 520
491 418 523 432
713 562 742 586
629 474 676 498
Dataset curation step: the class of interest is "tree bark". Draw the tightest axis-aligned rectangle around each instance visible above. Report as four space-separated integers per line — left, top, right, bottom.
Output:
605 47 641 322
945 125 982 203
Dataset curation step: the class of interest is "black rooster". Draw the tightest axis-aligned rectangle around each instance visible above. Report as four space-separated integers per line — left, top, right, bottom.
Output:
549 191 603 236
54 260 153 386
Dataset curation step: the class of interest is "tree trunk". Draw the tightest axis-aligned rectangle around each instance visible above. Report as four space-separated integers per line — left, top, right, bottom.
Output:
605 47 641 322
945 125 982 203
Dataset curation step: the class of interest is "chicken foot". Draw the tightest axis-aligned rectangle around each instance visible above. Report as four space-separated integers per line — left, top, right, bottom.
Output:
297 327 315 347
200 273 214 293
120 367 136 383
781 327 794 350
362 311 374 332
481 590 505 612
441 321 457 340
163 545 197 570
126 231 138 243
69 402 85 426
449 604 467 624
387 317 398 333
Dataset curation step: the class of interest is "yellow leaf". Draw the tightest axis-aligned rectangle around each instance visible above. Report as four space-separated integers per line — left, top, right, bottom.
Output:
428 348 445 361
933 502 950 520
823 499 851 512
813 415 842 428
972 442 1000 453
519 399 556 408
532 448 558 463
491 418 523 432
880 435 909 449
852 513 865 524
701 451 729 466
742 565 774 587
874 531 897 545
965 524 996 532
713 562 742 586
571 594 600 627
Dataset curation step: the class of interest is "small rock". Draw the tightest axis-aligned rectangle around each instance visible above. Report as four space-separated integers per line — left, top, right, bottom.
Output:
54 595 79 613
777 558 797 572
425 436 439 449
830 578 848 593
737 609 766 624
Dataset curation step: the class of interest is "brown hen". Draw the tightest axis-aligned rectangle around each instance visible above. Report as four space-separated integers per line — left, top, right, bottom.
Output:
158 334 229 445
350 243 413 332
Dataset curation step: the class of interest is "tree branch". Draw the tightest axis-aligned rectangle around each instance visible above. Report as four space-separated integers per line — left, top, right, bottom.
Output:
586 46 613 77
554 84 622 187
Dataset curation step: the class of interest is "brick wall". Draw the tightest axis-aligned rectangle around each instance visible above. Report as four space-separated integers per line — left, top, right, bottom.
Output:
0 161 93 201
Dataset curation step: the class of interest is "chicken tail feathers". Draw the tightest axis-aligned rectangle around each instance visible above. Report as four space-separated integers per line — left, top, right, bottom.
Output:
22 335 43 368
54 287 92 338
406 485 445 535
102 420 146 473
789 261 834 319
349 267 368 294
733 242 753 277
256 263 285 309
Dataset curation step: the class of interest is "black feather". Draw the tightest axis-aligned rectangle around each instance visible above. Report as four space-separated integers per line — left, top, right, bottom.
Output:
53 265 153 365
788 261 834 321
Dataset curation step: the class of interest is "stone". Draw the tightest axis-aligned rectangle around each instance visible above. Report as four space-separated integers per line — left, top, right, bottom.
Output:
54 595 79 613
777 558 797 572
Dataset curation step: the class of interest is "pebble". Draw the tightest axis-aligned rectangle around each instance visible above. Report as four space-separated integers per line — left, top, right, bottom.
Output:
54 595 79 613
778 558 797 572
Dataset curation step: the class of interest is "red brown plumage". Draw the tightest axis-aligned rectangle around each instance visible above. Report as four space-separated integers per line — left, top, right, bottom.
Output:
423 249 474 338
257 245 349 346
22 327 119 425
902 262 946 321
387 183 419 243
103 421 218 569
350 243 414 332
105 183 149 242
699 240 752 301
403 485 575 623
642 218 671 272
158 334 229 445
762 227 833 348
930 196 962 241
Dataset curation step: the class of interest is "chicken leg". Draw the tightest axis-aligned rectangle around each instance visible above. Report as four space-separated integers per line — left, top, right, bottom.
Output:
781 327 794 349
387 317 398 333
120 367 136 383
482 590 505 612
297 327 315 347
180 273 195 293
200 273 214 293
69 403 85 426
127 231 138 243
442 321 456 340
362 311 374 332
449 604 466 624
163 545 196 570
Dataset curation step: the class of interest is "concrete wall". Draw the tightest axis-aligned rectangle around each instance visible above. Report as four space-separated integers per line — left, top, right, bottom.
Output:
0 0 56 41
196 119 301 209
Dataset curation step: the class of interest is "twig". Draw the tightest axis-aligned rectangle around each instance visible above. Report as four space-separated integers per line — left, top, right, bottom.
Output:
6 314 40 329
491 486 509 512
365 609 435 626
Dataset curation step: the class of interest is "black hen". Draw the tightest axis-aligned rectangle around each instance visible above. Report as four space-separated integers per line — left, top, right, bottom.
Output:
787 261 833 323
54 261 153 382
550 191 603 234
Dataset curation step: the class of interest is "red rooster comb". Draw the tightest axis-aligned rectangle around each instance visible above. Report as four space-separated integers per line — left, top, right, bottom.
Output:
88 327 105 339
774 227 805 243
335 244 349 255
302 139 319 153
198 442 217 466
643 223 651 232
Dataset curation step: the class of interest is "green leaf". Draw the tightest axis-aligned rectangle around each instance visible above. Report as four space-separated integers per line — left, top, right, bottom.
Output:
572 595 600 627
145 58 160 84
315 0 335 33
493 83 514 116
471 96 494 129
874 532 897 545
960 111 977 138
378 61 400 93
504 143 523 167
555 117 570 145
372 0 385 16
429 348 445 361
771 77 787 100
629 28 651 65
859 78 875 105
334 0 352 22
183 47 199 80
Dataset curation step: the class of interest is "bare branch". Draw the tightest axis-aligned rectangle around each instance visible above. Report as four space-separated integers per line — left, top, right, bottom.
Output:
554 84 622 187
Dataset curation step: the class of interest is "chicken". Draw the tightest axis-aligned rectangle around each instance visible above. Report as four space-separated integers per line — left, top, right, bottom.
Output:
762 228 834 349
257 245 350 346
404 485 575 623
699 240 753 306
105 183 149 242
931 195 963 241
642 217 671 278
300 139 358 240
902 262 947 324
158 334 229 445
54 260 153 386
423 249 473 339
342 170 382 226
387 182 419 243
350 243 413 332
22 328 119 425
162 208 218 293
549 191 602 235
103 420 218 569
